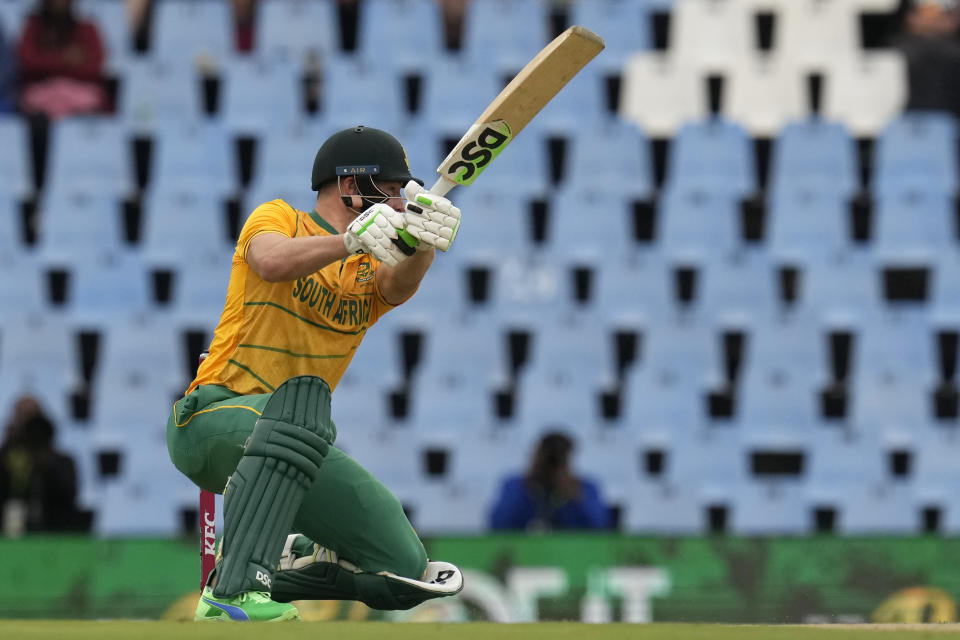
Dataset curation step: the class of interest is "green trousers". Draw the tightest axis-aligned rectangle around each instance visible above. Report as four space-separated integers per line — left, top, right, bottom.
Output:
166 384 427 580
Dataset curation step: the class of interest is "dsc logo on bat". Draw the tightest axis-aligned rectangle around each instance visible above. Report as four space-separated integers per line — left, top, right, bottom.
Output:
441 120 512 186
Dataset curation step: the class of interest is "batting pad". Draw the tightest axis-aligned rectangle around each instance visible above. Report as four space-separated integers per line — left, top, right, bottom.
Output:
213 376 333 598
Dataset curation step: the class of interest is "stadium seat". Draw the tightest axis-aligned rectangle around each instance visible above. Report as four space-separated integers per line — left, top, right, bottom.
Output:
774 0 860 71
544 193 637 266
0 195 27 266
873 112 959 198
396 479 490 535
0 259 45 323
245 118 337 209
0 315 79 425
149 119 234 197
658 188 743 261
558 119 652 201
595 258 674 326
46 116 132 197
724 55 807 137
698 252 779 326
0 0 30 39
620 52 706 137
623 479 704 533
140 190 233 270
254 0 338 65
569 0 651 73
0 115 32 198
318 60 404 133
668 0 755 72
440 190 531 264
460 0 550 74
534 62 610 133
416 58 502 133
768 118 858 199
354 0 444 73
731 482 808 535
621 323 723 433
91 319 187 409
873 190 954 260
932 253 960 322
149 0 233 68
850 321 937 430
35 190 125 267
117 58 203 132
664 118 755 197
767 188 852 263
822 51 908 138
800 257 883 325
66 253 152 329
738 323 827 438
219 57 304 135
166 260 233 333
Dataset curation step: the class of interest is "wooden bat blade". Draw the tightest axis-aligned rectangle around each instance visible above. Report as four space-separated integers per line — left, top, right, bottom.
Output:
431 25 605 195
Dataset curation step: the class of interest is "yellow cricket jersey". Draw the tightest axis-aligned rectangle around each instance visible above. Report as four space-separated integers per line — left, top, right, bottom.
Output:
187 199 399 396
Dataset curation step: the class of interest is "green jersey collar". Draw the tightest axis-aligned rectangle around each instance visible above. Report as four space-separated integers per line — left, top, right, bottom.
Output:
308 209 338 235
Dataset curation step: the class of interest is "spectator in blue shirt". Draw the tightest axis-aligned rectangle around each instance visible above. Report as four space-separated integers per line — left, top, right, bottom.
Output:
0 19 17 113
489 430 612 531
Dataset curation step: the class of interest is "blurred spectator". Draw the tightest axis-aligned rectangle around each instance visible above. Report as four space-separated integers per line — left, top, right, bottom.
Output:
0 19 16 112
438 0 469 50
17 0 106 119
232 0 257 53
489 430 612 531
0 395 82 535
896 0 960 118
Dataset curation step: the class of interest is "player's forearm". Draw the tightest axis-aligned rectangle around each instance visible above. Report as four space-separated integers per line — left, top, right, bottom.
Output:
377 249 435 305
252 234 350 282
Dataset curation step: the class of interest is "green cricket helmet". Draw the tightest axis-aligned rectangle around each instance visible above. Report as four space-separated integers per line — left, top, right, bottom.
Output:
310 125 423 191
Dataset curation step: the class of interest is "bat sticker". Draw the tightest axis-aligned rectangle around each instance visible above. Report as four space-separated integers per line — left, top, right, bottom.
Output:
444 120 512 186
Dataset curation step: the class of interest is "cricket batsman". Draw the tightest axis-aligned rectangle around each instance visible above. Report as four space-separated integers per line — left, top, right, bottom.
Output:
165 125 464 621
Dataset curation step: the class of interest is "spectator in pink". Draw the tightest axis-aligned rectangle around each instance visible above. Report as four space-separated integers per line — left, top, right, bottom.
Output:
17 0 106 119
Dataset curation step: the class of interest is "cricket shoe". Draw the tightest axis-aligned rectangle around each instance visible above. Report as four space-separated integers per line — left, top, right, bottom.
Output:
195 587 301 622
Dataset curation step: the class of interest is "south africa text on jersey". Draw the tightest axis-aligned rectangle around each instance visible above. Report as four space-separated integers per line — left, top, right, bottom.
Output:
292 276 372 328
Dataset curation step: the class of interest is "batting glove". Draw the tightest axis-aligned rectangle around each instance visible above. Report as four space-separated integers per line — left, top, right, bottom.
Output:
343 203 416 267
403 180 461 252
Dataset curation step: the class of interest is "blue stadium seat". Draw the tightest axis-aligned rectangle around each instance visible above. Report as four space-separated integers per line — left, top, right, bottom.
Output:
46 116 132 197
664 118 755 197
396 479 490 535
91 319 186 407
569 0 650 72
874 190 954 262
0 0 30 39
149 120 233 196
149 0 233 67
0 195 27 266
416 58 502 133
35 190 124 266
768 188 851 263
769 118 857 199
622 323 723 433
698 253 779 326
0 315 79 425
534 62 610 132
932 253 960 321
738 323 827 438
874 111 958 197
731 483 808 535
558 120 652 201
460 0 550 74
440 190 530 264
141 190 232 269
166 261 232 334
659 188 743 261
0 115 32 198
850 321 936 430
220 57 304 135
542 193 635 267
319 61 404 133
66 253 152 328
799 257 883 325
355 0 444 73
0 259 45 322
254 0 338 65
117 59 202 132
595 258 674 326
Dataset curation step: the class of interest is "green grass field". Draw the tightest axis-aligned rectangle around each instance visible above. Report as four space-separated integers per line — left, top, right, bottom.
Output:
5 622 960 640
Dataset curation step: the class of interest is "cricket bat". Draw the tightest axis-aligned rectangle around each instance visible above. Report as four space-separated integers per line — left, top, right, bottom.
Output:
430 25 605 197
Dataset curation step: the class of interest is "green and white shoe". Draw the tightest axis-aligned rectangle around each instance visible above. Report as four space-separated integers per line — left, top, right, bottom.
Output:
195 587 301 622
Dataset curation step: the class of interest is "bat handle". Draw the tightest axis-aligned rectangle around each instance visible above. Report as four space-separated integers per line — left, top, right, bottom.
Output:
429 176 457 198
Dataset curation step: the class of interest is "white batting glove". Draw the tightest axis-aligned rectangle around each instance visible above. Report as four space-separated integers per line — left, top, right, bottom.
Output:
343 203 416 267
403 180 461 252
